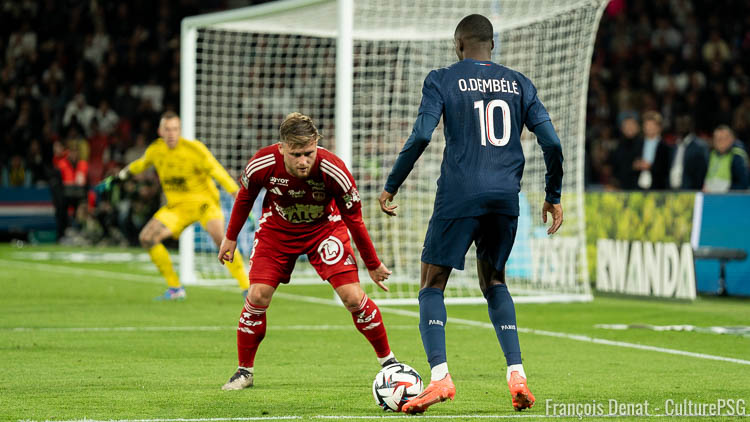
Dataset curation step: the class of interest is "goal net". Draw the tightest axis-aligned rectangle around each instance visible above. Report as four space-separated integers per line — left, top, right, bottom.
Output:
180 0 606 303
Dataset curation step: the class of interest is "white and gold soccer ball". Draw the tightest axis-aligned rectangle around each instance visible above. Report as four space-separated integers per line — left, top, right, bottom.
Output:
372 363 424 412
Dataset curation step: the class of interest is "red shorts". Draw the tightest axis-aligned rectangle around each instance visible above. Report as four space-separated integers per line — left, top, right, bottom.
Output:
248 219 359 288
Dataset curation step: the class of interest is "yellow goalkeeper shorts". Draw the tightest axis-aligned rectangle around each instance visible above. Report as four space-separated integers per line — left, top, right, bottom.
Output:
153 200 224 237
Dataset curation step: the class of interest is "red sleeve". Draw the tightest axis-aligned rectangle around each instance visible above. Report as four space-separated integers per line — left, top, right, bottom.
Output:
320 153 381 270
226 184 261 241
226 152 272 241
340 210 381 270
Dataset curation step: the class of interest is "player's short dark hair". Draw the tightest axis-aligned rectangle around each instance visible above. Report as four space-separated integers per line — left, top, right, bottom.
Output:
455 14 494 43
280 112 321 147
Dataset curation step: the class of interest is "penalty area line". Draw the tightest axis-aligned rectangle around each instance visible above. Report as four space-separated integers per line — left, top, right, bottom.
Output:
8 259 750 367
276 293 750 367
3 324 422 333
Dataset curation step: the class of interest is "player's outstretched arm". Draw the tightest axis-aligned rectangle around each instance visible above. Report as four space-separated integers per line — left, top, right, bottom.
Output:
218 237 237 264
222 184 260 260
542 201 563 235
368 263 392 292
378 190 398 216
93 166 134 194
199 141 241 196
124 146 155 177
382 112 440 214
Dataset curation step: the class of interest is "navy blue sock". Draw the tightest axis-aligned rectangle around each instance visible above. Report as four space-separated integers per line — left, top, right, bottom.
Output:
485 283 522 365
418 287 447 368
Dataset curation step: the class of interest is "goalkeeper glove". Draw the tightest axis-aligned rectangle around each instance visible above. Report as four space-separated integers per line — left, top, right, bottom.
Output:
93 168 130 194
94 176 115 194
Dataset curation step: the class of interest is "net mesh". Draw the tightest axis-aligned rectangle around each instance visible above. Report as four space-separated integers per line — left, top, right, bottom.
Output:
185 0 606 302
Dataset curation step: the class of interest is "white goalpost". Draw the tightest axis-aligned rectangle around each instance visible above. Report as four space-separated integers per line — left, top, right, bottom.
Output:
179 0 607 303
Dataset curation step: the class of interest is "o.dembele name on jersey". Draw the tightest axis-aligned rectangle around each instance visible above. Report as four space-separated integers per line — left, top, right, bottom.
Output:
457 77 520 95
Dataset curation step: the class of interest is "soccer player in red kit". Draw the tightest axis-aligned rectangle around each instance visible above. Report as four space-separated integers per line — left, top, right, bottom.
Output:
218 112 397 390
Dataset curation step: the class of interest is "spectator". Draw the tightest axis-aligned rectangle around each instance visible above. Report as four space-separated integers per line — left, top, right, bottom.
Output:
610 116 643 190
6 21 37 62
2 155 30 187
52 140 89 236
651 18 682 51
704 125 749 192
52 140 88 188
83 25 110 68
26 139 51 186
586 125 616 186
640 112 673 190
62 94 95 137
668 114 710 190
94 100 119 136
41 60 65 86
702 30 731 64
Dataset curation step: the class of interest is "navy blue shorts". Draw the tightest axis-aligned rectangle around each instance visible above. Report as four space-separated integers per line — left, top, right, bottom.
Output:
421 213 518 272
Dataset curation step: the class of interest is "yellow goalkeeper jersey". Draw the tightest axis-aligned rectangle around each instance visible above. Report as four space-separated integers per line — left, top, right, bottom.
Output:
128 137 238 206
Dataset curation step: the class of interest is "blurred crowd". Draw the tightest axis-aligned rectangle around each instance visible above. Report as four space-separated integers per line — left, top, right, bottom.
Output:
1 0 749 245
0 0 270 244
586 0 750 191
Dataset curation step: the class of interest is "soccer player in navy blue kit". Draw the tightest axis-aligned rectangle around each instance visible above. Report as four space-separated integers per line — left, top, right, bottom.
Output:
379 14 564 413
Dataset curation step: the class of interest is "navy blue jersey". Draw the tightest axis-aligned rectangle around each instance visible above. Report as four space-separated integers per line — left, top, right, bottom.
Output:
385 58 560 219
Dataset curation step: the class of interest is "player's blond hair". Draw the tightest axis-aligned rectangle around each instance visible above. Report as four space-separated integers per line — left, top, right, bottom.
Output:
279 112 321 147
161 111 180 120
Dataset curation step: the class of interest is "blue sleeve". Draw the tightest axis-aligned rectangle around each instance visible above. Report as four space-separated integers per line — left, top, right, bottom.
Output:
532 120 564 204
418 70 444 118
522 76 551 131
730 153 749 190
384 113 441 193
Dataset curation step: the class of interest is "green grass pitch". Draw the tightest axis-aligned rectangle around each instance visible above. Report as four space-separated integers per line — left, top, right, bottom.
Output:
0 244 748 421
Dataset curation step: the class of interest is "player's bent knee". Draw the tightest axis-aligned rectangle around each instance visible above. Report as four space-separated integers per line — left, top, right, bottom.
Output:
341 294 364 312
333 276 365 311
247 284 275 307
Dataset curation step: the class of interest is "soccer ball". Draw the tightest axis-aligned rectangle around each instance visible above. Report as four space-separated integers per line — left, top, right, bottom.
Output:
372 363 423 412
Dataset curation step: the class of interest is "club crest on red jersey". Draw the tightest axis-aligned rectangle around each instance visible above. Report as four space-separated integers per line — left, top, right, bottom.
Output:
317 236 344 264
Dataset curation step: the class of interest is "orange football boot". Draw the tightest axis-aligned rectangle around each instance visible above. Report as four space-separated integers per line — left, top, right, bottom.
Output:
402 373 456 414
508 371 535 411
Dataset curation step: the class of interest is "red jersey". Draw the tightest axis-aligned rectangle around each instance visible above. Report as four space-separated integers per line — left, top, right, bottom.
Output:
226 144 381 270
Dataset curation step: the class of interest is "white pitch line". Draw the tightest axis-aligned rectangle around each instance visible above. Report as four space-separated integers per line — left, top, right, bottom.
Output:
32 414 750 421
313 416 546 419
24 418 303 422
6 259 750 367
0 258 164 284
276 294 750 367
3 325 422 333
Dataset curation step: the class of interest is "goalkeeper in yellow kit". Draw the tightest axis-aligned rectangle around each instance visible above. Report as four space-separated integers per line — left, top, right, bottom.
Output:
113 111 249 300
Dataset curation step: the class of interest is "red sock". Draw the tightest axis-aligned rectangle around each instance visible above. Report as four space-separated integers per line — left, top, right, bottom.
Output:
351 294 391 358
237 299 267 368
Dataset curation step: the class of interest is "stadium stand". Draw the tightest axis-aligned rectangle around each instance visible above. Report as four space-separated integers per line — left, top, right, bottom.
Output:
0 0 748 244
0 0 274 243
585 0 750 189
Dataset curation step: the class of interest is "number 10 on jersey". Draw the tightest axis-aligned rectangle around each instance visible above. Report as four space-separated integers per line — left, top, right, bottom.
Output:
474 99 511 147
